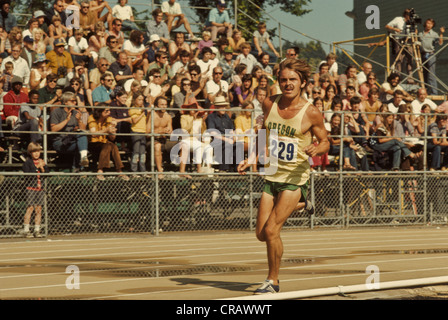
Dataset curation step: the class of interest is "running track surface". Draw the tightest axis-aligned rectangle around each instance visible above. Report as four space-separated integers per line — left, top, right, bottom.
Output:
1 227 448 300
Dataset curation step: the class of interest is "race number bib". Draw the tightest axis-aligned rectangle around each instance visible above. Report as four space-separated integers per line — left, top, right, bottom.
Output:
269 135 299 163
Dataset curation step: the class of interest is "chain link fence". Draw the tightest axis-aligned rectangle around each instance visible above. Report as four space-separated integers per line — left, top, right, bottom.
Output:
2 170 448 238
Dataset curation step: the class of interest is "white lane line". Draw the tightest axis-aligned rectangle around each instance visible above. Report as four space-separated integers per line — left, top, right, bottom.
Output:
1 234 448 260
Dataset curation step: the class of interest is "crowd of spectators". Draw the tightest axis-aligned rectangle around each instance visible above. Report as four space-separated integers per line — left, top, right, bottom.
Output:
0 0 447 179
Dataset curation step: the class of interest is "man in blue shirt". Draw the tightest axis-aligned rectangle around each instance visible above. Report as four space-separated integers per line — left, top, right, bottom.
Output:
92 73 114 106
205 0 233 41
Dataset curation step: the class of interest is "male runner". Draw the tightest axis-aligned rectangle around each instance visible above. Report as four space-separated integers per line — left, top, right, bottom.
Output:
238 58 330 294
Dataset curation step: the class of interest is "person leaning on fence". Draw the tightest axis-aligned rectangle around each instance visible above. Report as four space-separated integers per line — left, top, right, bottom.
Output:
50 91 90 171
426 114 448 171
22 142 48 238
87 105 129 181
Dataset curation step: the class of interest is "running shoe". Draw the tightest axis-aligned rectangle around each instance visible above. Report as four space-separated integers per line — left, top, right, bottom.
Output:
254 280 280 295
304 200 315 216
297 200 315 215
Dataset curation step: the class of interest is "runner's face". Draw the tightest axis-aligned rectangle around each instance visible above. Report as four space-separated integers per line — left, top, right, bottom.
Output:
279 68 305 99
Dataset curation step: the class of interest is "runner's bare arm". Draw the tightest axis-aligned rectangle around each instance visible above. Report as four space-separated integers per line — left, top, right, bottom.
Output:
304 106 330 158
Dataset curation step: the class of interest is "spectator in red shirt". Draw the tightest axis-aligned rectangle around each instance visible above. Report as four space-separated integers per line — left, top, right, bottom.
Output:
2 75 29 128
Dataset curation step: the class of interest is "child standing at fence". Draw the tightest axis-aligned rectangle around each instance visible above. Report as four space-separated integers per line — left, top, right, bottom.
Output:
129 90 147 177
22 142 48 238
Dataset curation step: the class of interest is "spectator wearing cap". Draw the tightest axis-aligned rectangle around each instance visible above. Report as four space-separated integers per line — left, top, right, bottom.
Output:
205 0 233 42
206 95 235 172
145 34 161 63
30 54 51 91
3 75 29 128
219 45 236 82
1 44 31 87
46 38 74 77
0 0 17 32
21 36 37 68
147 8 170 46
